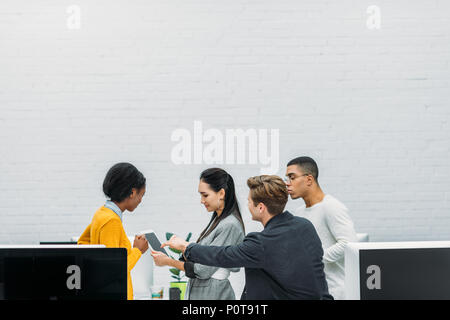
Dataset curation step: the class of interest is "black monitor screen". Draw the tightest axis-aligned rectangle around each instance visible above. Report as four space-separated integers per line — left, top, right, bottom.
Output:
0 247 127 300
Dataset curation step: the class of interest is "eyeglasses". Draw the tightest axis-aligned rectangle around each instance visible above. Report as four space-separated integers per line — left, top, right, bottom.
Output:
283 174 309 184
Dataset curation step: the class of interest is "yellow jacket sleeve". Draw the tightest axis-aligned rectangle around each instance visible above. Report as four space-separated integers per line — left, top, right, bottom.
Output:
127 247 142 271
99 219 142 272
77 224 91 245
98 219 122 247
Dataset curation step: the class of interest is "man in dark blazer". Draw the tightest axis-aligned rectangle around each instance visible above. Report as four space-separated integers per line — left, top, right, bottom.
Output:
162 175 333 300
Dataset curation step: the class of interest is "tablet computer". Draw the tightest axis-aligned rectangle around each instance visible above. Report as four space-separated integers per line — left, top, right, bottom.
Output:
139 230 169 256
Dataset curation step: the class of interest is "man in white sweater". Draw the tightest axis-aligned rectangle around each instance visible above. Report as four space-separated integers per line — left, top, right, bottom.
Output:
285 156 357 300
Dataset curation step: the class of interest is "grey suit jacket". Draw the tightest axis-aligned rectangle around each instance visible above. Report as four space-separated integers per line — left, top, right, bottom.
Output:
184 213 245 300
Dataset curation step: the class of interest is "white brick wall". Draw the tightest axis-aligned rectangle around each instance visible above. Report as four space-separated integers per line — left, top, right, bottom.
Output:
1 0 449 295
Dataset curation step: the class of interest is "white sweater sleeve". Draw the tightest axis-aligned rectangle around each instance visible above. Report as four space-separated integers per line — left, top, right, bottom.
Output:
323 202 357 264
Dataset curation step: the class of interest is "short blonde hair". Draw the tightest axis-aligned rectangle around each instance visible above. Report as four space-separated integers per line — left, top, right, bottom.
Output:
247 175 288 215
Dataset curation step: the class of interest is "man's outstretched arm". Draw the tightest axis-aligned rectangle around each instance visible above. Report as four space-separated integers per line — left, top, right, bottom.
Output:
162 232 264 269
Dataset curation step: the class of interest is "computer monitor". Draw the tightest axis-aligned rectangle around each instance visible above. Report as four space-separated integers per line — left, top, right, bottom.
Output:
39 242 78 245
0 245 127 300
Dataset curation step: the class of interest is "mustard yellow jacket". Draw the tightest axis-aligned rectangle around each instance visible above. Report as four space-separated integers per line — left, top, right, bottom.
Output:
78 206 141 300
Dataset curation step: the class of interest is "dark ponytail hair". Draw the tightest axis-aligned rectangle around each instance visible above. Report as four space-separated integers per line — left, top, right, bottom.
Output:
103 163 146 203
197 168 245 243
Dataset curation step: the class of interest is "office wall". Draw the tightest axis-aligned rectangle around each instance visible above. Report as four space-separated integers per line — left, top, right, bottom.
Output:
1 0 449 292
